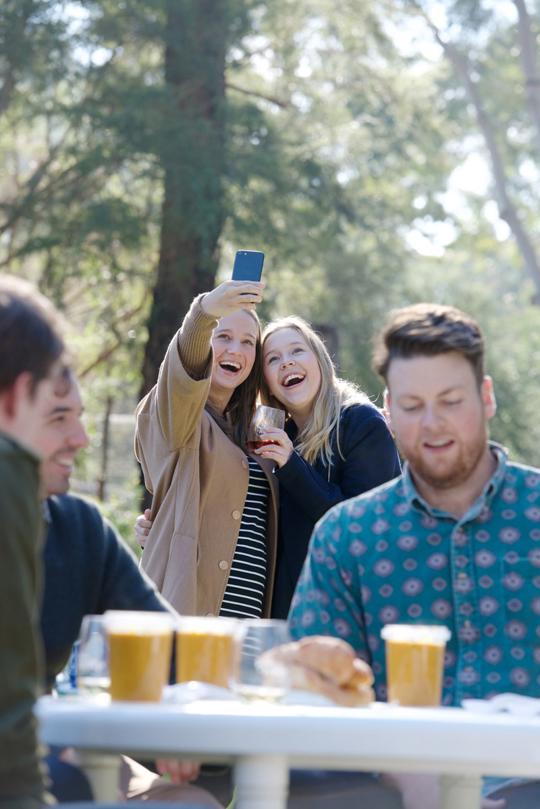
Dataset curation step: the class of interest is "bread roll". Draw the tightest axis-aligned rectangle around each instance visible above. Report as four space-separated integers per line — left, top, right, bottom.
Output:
347 657 374 689
258 635 374 708
295 636 356 687
286 662 373 707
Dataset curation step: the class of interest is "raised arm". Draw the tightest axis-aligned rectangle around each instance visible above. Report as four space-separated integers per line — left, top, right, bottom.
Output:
135 297 217 457
136 281 264 455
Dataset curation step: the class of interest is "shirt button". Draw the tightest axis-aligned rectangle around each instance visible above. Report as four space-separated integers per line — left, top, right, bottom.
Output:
232 510 241 520
241 459 248 469
464 620 471 629
458 572 467 579
218 560 229 571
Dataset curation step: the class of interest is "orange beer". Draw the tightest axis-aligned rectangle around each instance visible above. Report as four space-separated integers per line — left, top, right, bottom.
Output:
105 611 173 702
381 624 450 707
176 616 241 688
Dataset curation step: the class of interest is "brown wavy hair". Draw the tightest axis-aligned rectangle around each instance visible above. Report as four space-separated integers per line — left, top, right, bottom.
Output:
206 308 262 450
373 303 485 386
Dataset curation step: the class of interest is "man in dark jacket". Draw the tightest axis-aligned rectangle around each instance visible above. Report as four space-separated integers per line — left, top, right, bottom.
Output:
41 373 221 807
39 377 171 687
0 274 69 809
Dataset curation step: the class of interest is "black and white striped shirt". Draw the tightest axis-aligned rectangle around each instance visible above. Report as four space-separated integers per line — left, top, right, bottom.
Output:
220 457 269 619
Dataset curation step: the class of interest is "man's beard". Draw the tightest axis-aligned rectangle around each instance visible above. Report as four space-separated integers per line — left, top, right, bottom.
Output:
405 430 487 491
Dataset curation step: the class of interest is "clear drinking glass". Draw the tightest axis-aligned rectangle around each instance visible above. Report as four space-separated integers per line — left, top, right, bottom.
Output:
104 610 174 702
247 405 286 452
176 616 243 688
231 619 292 703
77 614 110 695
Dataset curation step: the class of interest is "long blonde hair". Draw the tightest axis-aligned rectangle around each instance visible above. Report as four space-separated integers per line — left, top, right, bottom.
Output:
261 316 370 468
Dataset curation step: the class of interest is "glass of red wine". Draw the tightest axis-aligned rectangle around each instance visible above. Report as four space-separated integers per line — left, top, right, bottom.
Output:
247 405 286 452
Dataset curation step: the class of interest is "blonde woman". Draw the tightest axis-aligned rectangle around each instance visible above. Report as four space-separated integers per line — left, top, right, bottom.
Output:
257 316 401 618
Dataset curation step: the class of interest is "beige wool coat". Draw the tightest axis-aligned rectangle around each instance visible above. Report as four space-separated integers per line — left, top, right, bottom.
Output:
134 297 279 617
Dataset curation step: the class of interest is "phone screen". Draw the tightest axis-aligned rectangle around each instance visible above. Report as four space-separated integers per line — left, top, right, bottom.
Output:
231 250 265 282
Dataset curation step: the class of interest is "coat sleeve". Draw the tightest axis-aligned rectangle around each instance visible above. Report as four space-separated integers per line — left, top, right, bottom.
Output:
134 295 218 463
95 511 178 618
276 405 401 523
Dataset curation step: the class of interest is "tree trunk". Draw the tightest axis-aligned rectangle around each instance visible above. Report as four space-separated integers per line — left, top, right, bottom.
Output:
409 1 540 301
448 44 540 301
140 0 228 397
97 394 114 502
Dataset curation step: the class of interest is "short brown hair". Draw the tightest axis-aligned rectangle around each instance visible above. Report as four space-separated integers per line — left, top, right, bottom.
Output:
0 274 67 396
373 303 485 386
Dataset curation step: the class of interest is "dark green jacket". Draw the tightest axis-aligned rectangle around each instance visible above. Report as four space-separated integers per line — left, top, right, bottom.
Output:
0 433 48 808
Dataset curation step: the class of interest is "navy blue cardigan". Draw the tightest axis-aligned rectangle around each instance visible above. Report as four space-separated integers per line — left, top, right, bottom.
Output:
41 494 170 688
271 403 401 619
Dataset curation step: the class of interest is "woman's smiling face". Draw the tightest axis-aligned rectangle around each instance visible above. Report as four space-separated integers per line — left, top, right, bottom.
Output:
263 327 322 418
210 309 258 397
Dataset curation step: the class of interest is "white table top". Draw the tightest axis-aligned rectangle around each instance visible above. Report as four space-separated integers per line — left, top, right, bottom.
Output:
36 695 540 778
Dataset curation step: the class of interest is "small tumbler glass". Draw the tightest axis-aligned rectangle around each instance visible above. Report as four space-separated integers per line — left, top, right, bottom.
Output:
231 619 291 703
77 614 110 695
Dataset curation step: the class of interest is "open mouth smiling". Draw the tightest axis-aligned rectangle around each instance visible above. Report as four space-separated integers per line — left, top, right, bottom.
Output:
219 360 242 373
282 373 305 388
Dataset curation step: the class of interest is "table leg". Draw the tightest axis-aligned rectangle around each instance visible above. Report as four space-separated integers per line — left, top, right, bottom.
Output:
77 751 121 802
440 774 482 809
234 754 289 809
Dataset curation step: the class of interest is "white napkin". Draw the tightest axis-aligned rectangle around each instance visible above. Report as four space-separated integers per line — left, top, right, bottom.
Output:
162 681 237 704
462 693 540 716
283 690 335 707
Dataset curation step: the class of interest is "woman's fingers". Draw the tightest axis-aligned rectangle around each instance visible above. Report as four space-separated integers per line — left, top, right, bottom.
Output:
134 510 153 548
253 428 293 468
135 516 152 535
201 280 264 317
256 428 292 451
156 759 201 784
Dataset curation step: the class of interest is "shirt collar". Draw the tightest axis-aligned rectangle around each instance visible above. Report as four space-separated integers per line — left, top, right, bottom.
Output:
401 441 508 522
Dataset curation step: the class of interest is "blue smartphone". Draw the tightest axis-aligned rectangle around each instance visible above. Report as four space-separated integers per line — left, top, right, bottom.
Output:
231 250 265 282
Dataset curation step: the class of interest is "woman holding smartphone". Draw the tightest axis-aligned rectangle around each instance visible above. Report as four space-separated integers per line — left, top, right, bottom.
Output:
257 316 401 618
135 279 279 620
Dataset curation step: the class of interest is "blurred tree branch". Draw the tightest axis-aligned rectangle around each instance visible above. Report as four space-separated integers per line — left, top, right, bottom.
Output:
408 0 540 301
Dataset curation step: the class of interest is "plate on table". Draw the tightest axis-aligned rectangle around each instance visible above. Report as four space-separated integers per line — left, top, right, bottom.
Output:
284 690 349 708
163 682 237 704
462 693 540 716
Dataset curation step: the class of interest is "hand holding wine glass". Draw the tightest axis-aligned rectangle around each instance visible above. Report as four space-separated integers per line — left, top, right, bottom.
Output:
247 406 291 467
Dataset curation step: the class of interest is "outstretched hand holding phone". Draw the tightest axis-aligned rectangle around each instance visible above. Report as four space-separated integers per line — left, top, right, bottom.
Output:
201 279 264 319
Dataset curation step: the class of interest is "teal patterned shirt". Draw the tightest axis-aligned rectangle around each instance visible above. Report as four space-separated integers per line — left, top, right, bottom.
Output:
289 444 540 706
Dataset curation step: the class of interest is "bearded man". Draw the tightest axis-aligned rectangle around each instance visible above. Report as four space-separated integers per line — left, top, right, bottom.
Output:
290 302 540 809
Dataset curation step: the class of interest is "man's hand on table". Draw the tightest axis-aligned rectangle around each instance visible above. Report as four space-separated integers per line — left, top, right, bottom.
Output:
156 759 200 784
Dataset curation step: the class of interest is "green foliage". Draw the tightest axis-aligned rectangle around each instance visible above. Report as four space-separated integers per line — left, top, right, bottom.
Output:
1 0 540 503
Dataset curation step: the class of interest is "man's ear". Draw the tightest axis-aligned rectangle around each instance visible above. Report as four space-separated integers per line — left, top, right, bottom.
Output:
481 375 496 420
2 373 33 420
